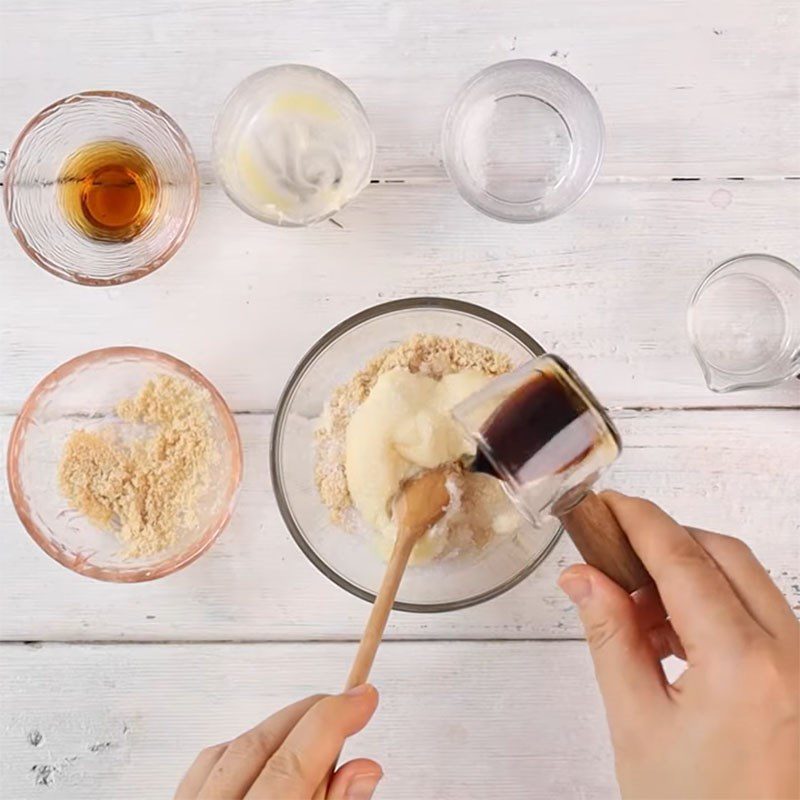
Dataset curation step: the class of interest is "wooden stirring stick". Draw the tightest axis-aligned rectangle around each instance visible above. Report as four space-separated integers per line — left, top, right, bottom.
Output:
346 466 451 689
313 467 452 800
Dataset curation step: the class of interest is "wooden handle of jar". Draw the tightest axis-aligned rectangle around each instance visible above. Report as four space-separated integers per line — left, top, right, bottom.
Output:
559 490 651 594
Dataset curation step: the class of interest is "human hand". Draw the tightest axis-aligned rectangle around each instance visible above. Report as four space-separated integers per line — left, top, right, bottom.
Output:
558 491 799 800
174 685 381 800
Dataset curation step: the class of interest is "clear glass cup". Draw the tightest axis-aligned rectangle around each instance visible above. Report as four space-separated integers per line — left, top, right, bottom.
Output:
270 298 563 612
6 347 243 582
442 59 604 223
213 65 375 227
452 354 621 526
3 91 199 285
687 254 800 392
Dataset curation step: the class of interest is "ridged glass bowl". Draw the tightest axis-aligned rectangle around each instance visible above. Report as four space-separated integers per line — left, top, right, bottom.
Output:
271 298 564 612
7 348 242 582
3 91 198 285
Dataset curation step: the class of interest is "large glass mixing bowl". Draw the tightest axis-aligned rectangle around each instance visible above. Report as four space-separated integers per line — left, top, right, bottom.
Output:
270 298 563 612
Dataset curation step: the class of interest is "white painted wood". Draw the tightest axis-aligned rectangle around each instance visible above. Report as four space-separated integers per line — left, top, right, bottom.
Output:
0 641 616 800
1 4 798 799
1 180 798 413
1 409 796 642
1 1 798 179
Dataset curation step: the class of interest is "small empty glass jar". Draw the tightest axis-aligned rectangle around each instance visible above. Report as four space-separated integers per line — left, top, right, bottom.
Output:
213 65 375 227
3 91 199 285
442 59 604 223
687 254 800 392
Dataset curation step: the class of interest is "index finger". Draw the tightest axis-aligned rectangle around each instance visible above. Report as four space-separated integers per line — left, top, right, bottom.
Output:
247 685 379 799
198 694 326 800
601 491 762 658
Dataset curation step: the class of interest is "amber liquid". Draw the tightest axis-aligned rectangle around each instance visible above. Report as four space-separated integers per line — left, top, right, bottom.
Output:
58 141 159 242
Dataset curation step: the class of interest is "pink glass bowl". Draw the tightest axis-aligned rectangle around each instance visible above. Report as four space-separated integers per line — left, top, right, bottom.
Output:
7 348 242 582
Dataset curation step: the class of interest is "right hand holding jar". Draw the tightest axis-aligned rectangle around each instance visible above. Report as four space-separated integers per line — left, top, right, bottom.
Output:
558 492 800 800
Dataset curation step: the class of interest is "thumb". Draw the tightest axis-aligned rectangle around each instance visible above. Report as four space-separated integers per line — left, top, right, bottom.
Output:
328 758 383 800
558 565 668 729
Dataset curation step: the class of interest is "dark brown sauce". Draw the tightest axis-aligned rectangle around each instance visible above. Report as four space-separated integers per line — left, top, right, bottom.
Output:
471 367 596 482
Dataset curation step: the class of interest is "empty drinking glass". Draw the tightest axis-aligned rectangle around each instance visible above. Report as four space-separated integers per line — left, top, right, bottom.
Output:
442 60 604 223
687 254 800 392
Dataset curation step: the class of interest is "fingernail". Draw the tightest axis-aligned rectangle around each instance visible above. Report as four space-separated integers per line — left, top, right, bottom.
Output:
346 772 382 800
558 573 592 606
344 683 372 697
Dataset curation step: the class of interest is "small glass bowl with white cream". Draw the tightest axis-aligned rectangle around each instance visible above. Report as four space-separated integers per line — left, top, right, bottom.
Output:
213 65 375 227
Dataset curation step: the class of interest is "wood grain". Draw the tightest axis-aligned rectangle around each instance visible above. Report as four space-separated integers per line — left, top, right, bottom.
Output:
560 491 651 593
0 181 798 413
1 409 796 643
0 640 616 800
1 1 797 179
1 3 798 798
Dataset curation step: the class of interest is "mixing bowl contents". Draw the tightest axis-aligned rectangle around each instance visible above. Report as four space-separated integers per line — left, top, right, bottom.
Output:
58 374 218 557
315 334 525 562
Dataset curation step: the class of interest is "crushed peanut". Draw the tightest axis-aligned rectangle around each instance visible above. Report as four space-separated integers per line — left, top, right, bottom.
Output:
58 375 217 557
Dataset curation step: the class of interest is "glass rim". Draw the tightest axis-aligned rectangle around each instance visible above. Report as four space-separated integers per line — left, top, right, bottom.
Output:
548 354 623 455
6 346 243 582
442 59 605 223
3 90 200 286
687 253 800 392
212 64 376 227
452 353 622 522
270 296 565 613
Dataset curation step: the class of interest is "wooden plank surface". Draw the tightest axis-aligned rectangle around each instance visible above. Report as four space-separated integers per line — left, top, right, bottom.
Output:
1 181 798 413
2 409 796 642
1 0 797 179
1 2 798 799
0 641 617 800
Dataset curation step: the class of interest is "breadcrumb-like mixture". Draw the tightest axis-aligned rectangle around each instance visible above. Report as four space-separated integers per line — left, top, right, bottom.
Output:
314 334 512 525
58 375 217 557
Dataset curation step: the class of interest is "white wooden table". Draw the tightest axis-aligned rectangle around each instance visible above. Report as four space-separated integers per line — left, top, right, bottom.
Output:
1 2 798 798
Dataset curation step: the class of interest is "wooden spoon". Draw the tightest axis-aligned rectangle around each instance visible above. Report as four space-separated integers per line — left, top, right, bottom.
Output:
346 465 452 689
313 467 452 799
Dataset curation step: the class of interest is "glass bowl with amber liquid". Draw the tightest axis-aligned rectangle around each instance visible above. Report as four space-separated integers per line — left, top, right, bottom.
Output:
3 91 199 285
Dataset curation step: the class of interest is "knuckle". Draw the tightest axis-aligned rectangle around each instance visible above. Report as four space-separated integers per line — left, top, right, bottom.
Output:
636 498 662 515
264 747 309 784
715 532 751 557
717 640 796 715
305 694 340 726
199 743 227 762
692 529 754 561
230 729 278 760
585 616 625 652
668 534 718 572
742 642 785 682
